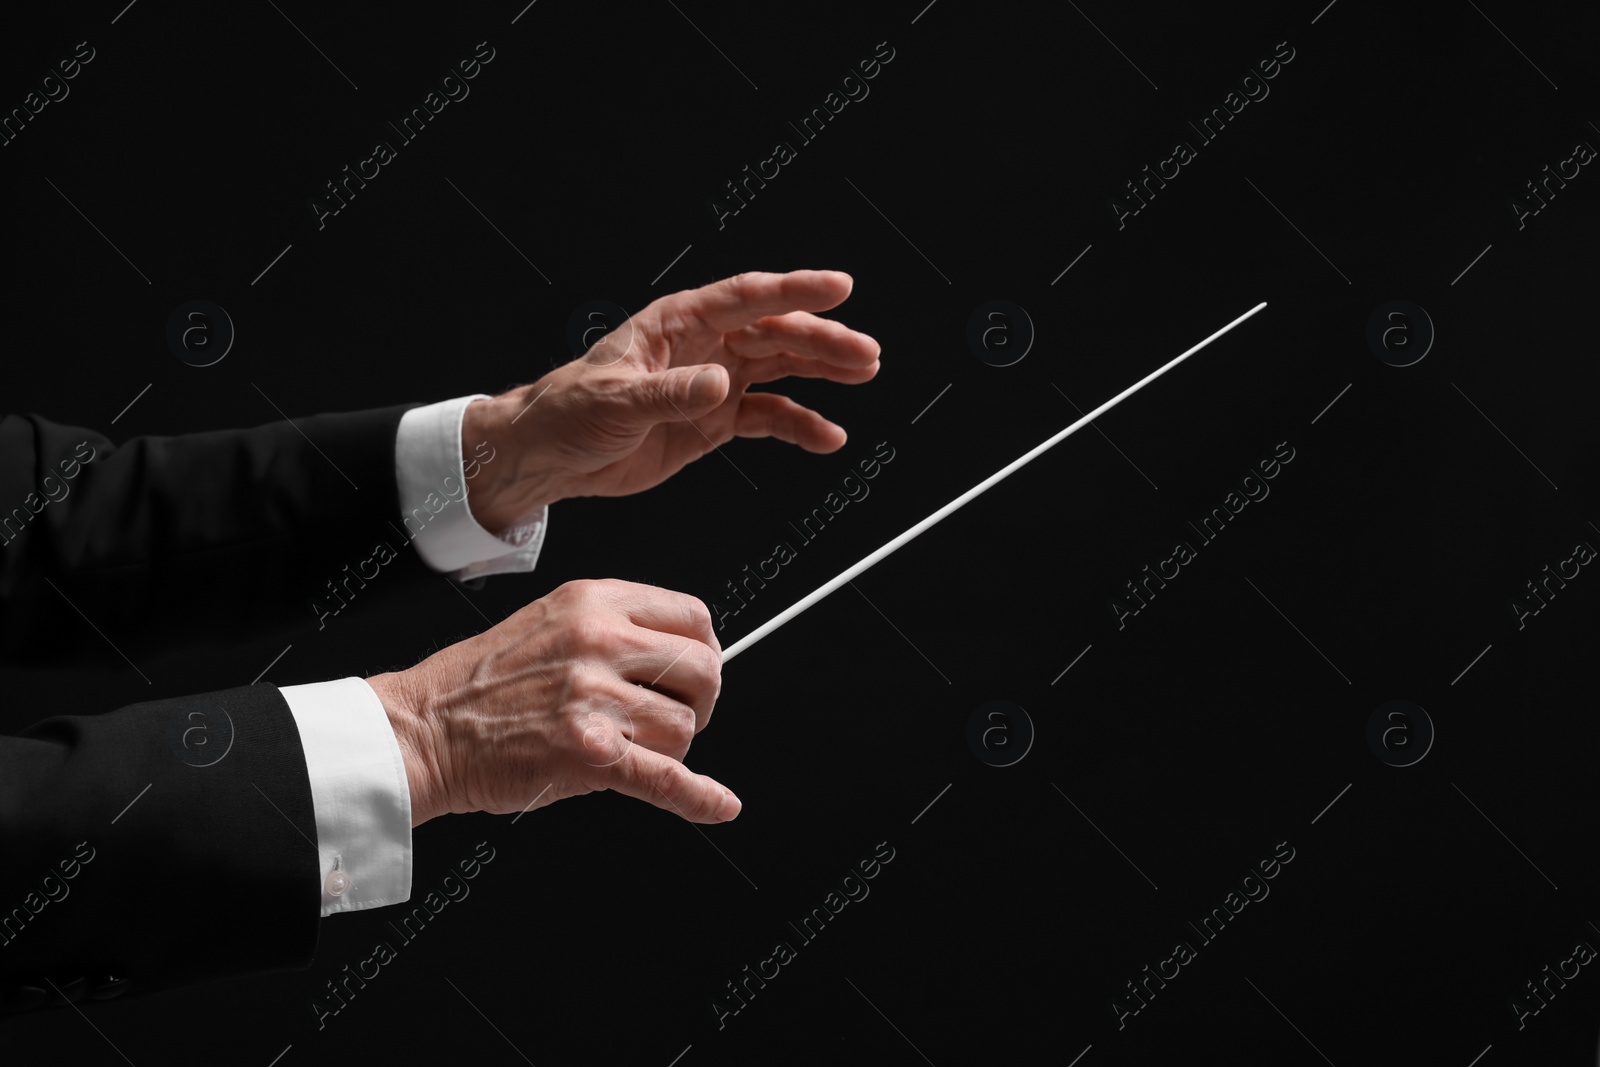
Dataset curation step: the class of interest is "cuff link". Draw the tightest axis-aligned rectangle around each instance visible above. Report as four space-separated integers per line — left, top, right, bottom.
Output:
324 855 352 898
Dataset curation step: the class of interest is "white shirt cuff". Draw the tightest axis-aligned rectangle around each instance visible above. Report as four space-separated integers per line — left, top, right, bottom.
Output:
395 394 551 578
281 678 413 916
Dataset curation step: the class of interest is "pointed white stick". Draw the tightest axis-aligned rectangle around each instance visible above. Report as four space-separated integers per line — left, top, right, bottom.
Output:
720 301 1268 663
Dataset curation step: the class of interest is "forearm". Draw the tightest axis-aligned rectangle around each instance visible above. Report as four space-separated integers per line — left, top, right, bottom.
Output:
0 405 424 663
0 684 321 1008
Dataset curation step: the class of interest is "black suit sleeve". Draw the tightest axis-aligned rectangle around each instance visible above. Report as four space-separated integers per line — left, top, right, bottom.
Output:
0 403 431 664
0 683 319 1015
0 403 435 1016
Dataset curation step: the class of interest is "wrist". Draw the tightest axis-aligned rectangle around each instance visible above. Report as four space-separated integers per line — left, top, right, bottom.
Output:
368 670 446 827
462 391 564 533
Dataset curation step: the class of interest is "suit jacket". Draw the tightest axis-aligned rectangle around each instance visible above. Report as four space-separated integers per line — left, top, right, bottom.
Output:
0 403 425 1017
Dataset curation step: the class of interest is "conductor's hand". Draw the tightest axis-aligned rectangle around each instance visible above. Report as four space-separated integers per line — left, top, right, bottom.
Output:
366 578 735 827
463 269 881 531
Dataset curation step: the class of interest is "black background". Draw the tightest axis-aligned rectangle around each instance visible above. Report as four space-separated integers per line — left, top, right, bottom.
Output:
3 0 1599 1063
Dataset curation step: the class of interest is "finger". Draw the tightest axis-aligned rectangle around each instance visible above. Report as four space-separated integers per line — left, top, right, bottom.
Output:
598 675 701 755
733 392 847 453
736 353 881 388
725 311 881 368
604 580 722 657
636 363 729 421
610 630 719 733
602 741 741 823
667 271 854 338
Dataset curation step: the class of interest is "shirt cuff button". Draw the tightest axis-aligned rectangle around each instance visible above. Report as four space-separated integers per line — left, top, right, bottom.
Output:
324 866 352 898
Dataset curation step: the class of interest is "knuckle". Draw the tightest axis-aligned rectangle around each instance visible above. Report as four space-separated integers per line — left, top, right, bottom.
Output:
564 664 606 699
670 707 696 747
553 578 593 604
583 576 621 602
563 715 593 753
581 577 616 598
569 707 618 754
685 595 714 635
566 615 618 657
691 644 722 693
649 761 686 806
569 711 599 743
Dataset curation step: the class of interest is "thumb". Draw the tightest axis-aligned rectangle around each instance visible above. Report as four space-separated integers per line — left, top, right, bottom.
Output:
604 742 742 823
648 364 727 418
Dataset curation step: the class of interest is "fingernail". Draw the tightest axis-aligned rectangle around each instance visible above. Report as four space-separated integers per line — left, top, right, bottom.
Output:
692 367 720 403
719 787 742 821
